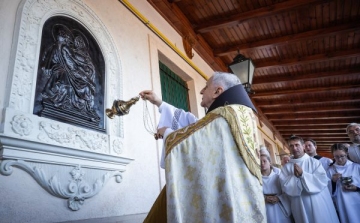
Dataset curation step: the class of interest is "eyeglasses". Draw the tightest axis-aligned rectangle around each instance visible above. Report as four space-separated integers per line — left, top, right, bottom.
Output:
334 155 347 159
348 127 360 135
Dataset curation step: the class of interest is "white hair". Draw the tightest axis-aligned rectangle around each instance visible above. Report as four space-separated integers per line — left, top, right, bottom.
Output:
259 146 271 161
211 71 241 91
346 123 360 134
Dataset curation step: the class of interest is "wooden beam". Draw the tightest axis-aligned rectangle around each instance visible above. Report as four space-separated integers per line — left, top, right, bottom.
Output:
267 111 359 120
251 84 360 98
254 49 360 70
276 125 348 131
261 104 360 114
318 142 351 144
279 130 346 134
317 142 344 144
215 22 360 56
272 119 359 126
147 0 227 72
255 97 360 107
316 141 351 144
195 0 324 33
281 134 348 139
282 134 347 138
252 68 360 86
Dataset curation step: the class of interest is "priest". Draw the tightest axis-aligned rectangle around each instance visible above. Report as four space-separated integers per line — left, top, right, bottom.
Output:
279 135 339 223
346 123 360 163
140 71 266 223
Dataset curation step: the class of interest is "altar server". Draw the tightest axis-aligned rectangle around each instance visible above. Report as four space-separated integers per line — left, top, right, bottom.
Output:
327 143 360 223
260 147 292 223
279 135 339 223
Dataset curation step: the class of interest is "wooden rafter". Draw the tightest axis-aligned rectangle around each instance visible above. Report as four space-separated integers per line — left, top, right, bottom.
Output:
276 125 349 131
255 49 360 70
147 0 227 71
261 104 360 114
266 112 359 120
279 130 346 134
149 0 360 157
272 119 359 125
195 0 324 34
255 97 360 107
253 68 360 85
252 85 360 98
215 22 360 56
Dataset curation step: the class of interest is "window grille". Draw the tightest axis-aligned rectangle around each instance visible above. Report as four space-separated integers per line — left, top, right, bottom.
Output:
159 61 190 111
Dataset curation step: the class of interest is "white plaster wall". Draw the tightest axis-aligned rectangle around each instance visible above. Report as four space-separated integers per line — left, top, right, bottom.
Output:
0 0 210 222
0 0 18 127
257 120 289 165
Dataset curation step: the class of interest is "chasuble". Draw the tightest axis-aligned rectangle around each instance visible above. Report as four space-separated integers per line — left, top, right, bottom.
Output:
164 105 266 223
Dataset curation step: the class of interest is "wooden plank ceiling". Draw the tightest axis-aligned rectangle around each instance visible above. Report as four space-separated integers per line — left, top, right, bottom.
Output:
148 0 360 157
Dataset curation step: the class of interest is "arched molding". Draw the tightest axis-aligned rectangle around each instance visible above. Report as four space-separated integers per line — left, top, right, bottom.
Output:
7 0 123 137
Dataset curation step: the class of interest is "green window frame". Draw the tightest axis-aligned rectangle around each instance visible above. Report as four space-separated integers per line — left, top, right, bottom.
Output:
159 61 190 111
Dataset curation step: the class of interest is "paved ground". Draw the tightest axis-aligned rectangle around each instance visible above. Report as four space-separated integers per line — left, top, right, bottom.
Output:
57 213 147 223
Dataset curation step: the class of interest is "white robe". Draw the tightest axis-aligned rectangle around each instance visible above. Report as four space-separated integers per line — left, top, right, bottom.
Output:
348 144 360 164
279 153 339 223
262 167 292 223
327 160 360 223
157 102 198 168
318 156 333 171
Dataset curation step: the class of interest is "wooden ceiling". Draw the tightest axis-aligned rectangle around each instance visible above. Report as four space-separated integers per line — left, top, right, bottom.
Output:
148 0 360 157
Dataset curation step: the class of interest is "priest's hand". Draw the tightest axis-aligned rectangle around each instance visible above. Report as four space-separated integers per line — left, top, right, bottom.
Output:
331 173 342 182
294 163 303 177
264 195 279 204
155 127 169 140
343 184 358 192
139 90 162 107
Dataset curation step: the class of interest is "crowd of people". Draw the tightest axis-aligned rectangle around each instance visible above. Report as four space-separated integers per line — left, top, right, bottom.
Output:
261 123 360 223
139 71 360 223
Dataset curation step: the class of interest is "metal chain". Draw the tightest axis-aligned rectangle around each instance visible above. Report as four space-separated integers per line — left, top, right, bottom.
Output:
143 100 157 135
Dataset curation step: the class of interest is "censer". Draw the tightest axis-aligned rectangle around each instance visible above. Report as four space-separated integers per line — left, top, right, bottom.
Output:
340 176 353 185
106 96 140 118
106 96 158 138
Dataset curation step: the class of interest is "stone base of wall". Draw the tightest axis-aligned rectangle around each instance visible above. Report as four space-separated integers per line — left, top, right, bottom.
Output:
59 213 148 223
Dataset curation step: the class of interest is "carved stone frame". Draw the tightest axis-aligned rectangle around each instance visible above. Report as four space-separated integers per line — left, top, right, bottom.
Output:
0 0 132 210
